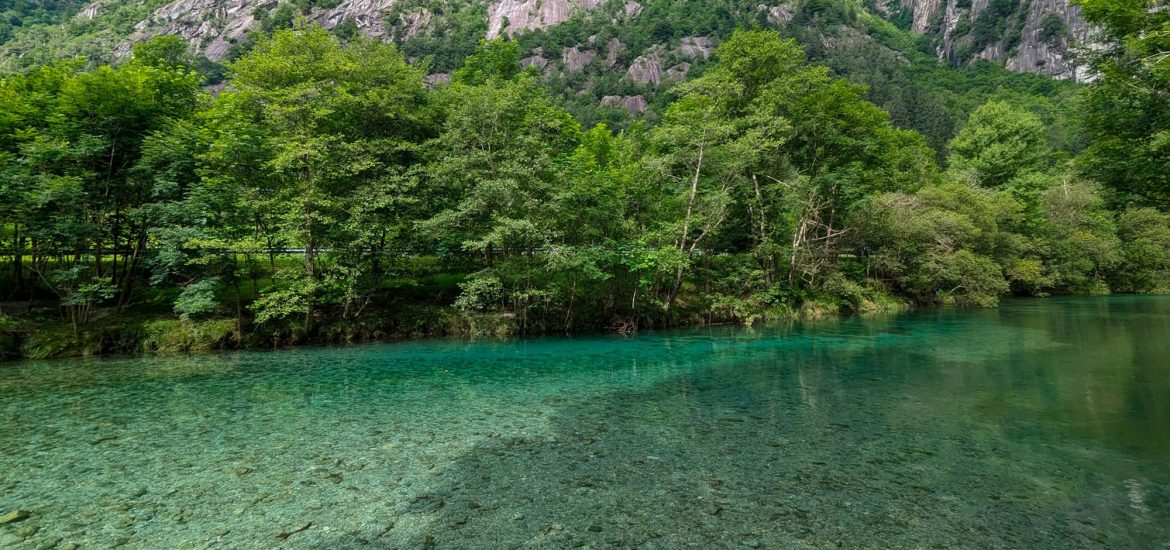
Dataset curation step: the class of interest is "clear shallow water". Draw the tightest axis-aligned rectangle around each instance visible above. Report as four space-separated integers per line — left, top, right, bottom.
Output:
2 297 1170 549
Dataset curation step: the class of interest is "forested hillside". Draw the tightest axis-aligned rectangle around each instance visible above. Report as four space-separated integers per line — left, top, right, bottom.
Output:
0 0 1167 360
1 0 1083 154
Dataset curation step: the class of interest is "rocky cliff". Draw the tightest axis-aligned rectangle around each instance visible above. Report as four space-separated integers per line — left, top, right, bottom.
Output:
486 0 602 39
882 0 1091 79
104 0 611 62
6 0 1090 81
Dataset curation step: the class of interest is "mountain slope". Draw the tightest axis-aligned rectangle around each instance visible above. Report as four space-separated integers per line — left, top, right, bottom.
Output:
1 0 1089 77
0 0 1081 157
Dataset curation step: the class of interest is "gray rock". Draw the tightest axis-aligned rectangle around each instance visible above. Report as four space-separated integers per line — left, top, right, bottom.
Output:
487 0 604 39
562 46 597 72
679 36 714 59
521 55 550 70
627 51 663 86
604 38 625 68
423 73 451 87
600 95 648 113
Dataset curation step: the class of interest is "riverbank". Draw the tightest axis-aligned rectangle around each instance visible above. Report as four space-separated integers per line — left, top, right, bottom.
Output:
0 290 911 362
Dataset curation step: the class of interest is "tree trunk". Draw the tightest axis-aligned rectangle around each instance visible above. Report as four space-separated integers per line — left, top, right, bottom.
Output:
665 142 706 312
116 231 148 312
233 275 244 343
752 174 773 285
13 230 24 291
303 199 316 335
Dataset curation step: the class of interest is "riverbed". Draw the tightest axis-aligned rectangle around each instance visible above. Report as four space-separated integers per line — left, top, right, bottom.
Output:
2 296 1168 548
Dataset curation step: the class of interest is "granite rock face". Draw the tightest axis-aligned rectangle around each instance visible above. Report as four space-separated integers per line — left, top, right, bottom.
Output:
626 49 663 86
1003 0 1093 80
486 0 602 39
886 0 1092 79
103 0 1089 80
601 94 647 113
114 0 265 61
113 0 399 62
562 46 596 72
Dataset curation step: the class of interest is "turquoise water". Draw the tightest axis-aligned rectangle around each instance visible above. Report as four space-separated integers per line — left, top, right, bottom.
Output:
2 297 1170 548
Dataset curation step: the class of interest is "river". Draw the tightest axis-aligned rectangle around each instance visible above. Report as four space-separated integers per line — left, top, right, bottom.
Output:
2 296 1169 548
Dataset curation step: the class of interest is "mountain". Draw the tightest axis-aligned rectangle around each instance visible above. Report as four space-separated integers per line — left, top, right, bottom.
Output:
0 0 1083 155
2 0 1090 77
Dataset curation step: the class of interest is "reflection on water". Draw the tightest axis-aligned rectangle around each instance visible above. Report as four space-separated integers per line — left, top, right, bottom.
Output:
1 296 1169 548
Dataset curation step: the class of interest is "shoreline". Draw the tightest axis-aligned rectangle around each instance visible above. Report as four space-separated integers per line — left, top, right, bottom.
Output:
5 293 1166 364
0 297 911 363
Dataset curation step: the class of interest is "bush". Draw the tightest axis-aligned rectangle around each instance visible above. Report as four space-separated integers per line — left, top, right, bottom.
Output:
1037 13 1066 46
140 318 238 354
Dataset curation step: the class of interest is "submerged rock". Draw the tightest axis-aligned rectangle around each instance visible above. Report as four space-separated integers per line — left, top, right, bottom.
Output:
0 510 30 524
34 537 62 550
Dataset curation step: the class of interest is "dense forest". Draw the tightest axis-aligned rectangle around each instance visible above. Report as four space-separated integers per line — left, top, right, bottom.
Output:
0 0 1168 359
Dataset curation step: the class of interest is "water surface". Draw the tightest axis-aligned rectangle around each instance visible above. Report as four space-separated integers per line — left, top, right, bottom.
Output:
2 296 1170 548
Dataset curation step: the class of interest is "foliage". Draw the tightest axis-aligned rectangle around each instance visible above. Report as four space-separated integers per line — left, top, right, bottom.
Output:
858 183 1014 306
1074 0 1170 207
948 100 1049 187
1114 208 1170 292
195 23 431 330
0 23 1167 360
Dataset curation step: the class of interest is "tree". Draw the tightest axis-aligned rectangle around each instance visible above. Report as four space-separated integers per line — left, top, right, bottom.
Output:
1075 0 1170 86
1113 208 1170 292
948 100 1049 188
720 31 935 288
132 35 194 70
200 22 430 332
420 40 579 327
452 39 523 85
644 85 745 311
0 54 200 330
1073 0 1170 207
1039 179 1121 293
858 183 1013 306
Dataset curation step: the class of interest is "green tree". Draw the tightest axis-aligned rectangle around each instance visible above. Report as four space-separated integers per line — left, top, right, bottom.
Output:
859 183 1014 306
0 55 200 330
202 22 430 332
1039 180 1120 293
1073 0 1170 207
453 39 523 85
948 100 1049 188
1113 208 1170 292
132 35 193 70
421 40 579 327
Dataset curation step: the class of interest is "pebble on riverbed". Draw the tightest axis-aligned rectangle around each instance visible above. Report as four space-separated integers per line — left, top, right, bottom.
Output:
0 510 30 524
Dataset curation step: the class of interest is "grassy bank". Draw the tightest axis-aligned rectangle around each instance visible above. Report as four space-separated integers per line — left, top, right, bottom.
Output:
0 287 912 362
